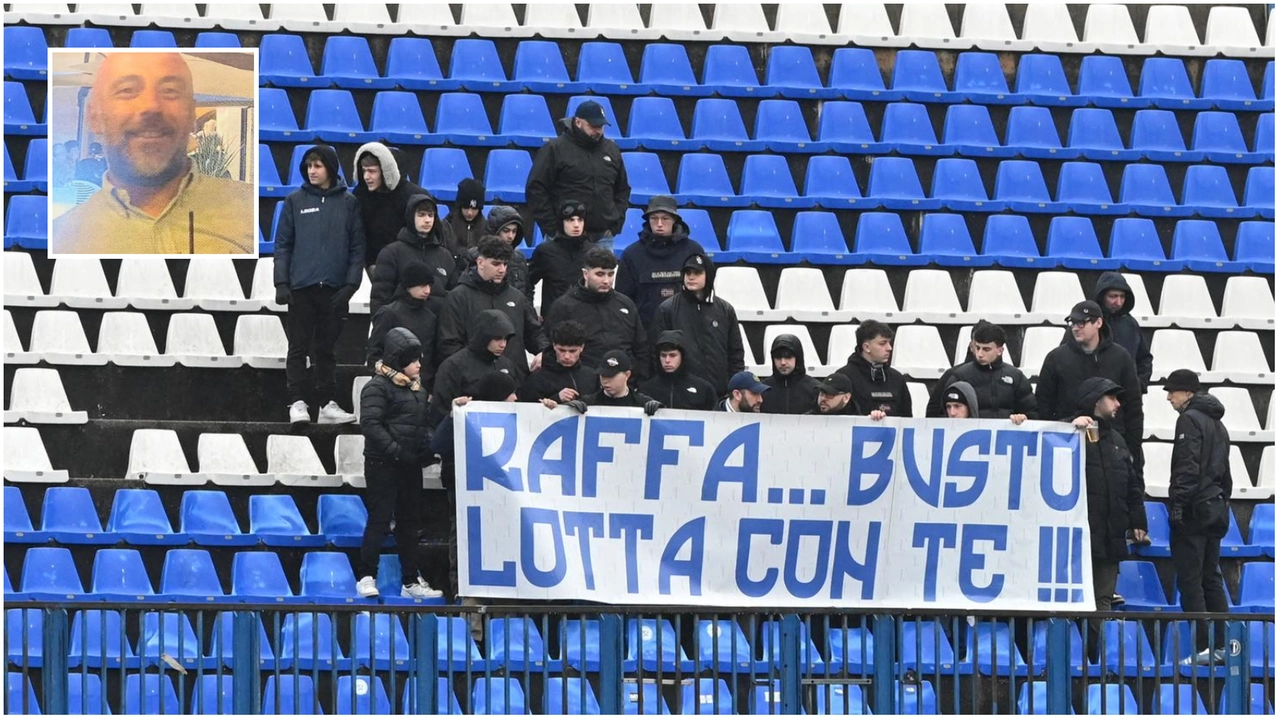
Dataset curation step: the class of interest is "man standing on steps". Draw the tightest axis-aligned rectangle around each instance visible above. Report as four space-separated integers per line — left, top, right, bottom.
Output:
353 141 428 277
1092 273 1154 390
617 196 706 334
274 145 364 426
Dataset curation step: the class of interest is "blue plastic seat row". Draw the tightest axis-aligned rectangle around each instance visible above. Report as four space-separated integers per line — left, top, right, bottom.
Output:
1116 559 1275 613
4 25 241 63
3 138 46 193
4 81 46 135
1137 501 1275 559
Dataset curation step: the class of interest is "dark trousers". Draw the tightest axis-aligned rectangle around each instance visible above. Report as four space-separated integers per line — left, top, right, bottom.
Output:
285 285 343 404
1172 529 1229 651
1088 559 1119 661
357 458 426 585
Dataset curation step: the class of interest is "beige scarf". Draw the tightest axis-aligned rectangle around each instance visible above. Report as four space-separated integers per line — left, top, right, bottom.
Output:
374 361 421 392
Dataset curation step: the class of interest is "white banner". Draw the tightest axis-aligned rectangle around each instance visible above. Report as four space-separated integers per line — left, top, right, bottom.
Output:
455 404 1094 611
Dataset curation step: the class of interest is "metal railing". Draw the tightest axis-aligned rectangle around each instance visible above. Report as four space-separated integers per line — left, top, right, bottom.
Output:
3 601 1275 715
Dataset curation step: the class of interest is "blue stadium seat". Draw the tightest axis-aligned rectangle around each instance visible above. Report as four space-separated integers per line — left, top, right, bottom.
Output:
1140 57 1212 110
488 616 558 671
139 612 206 669
626 96 690 149
817 101 885 153
893 680 938 714
1116 560 1177 611
1202 59 1269 111
194 32 241 48
42 486 118 545
1244 166 1275 218
64 28 114 48
994 160 1065 213
259 87 309 142
1049 215 1121 269
318 494 368 548
765 46 836 99
1069 109 1141 161
1135 501 1173 557
1182 165 1246 218
621 151 671 204
231 551 294 603
88 548 155 602
352 611 411 671
191 674 235 714
1078 55 1138 108
1016 681 1063 715
749 680 787 715
1087 684 1139 715
434 93 503 147
370 90 432 145
4 486 46 543
830 47 900 101
67 672 109 713
1222 512 1263 557
563 618 602 671
259 34 318 87
250 495 324 548
943 104 1016 157
6 608 43 666
482 146 532 202
702 45 764 98
159 548 225 601
544 677 600 715
792 211 854 264
828 626 876 674
3 82 43 135
620 681 667 715
638 44 703 96
900 620 971 674
617 208 645 252
300 551 363 602
892 50 961 103
403 678 464 715
386 37 458 91
496 93 556 148
278 611 345 670
695 619 767 673
982 214 1052 268
932 157 1002 212
1256 113 1275 159
473 677 527 715
180 490 255 546
881 102 954 156
691 98 764 151
1120 164 1192 217
919 212 985 267
1192 111 1263 163
1005 106 1073 159
1014 54 1086 107
449 39 518 93
1156 684 1208 715
755 99 818 151
1109 218 1172 271
321 36 393 89
566 95 622 134
1029 621 1089 676
855 212 916 265
211 611 274 669
6 195 47 249
1172 219 1244 273
676 153 746 207
867 157 941 210
1130 109 1203 162
7 672 40 714
722 210 787 264
69 609 135 668
418 148 475 200
335 675 391 715
439 616 489 671
513 40 584 93
1266 61 1276 104
107 488 186 545
130 30 178 47
802 155 868 210
954 52 1022 104
576 42 641 95
1058 162 1129 215
3 143 30 193
740 154 800 208
680 679 734 715
1229 683 1277 715
262 675 318 714
1099 620 1159 677
4 27 48 80
965 621 1028 675
1250 504 1275 558
681 208 720 250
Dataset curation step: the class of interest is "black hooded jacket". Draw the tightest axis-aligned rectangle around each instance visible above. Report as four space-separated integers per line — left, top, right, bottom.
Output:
1076 378 1148 561
449 211 485 255
518 347 597 403
761 334 820 415
370 193 463 315
481 206 531 303
835 353 913 417
942 380 980 419
360 328 430 465
366 285 438 390
1036 323 1145 472
640 330 716 410
430 310 519 423
926 356 1038 420
273 145 365 290
437 267 547 376
546 282 649 380
353 142 428 268
650 253 745 397
617 221 707 331
1093 272 1154 389
529 232 595 318
526 117 630 238
1170 393 1233 510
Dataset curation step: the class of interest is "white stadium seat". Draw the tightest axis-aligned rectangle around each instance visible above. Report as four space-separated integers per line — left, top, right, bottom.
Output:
139 3 214 28
268 435 342 488
774 4 836 45
891 325 951 379
397 3 465 36
1208 387 1271 443
127 429 204 485
335 435 366 487
837 3 908 47
1019 327 1066 378
898 3 959 48
1210 332 1273 384
966 270 1030 325
716 267 785 321
4 252 55 307
97 312 175 367
49 258 129 309
902 269 967 324
907 382 930 418
741 325 764 375
165 313 242 368
184 258 259 312
1248 446 1276 499
1120 273 1165 327
233 315 288 369
1269 8 1276 48
1143 442 1172 498
117 258 196 311
349 269 372 315
5 310 34 364
1144 387 1178 440
827 324 860 370
762 325 824 374
29 310 102 365
1028 272 1084 324
1150 329 1207 382
268 2 338 32
648 3 710 41
585 3 659 40
1205 6 1264 57
5 368 87 424
952 326 974 366
351 376 372 422
1227 446 1256 499
711 3 775 42
961 4 1032 51
3 427 69 483
4 3 77 25
250 258 285 312
83 2 148 26
775 268 850 322
1157 275 1226 328
1221 276 1275 331
1021 3 1081 53
198 433 272 486
1082 4 1142 54
460 3 525 37
1144 5 1212 56
214 3 274 30
840 269 902 320
523 3 584 38
333 2 394 34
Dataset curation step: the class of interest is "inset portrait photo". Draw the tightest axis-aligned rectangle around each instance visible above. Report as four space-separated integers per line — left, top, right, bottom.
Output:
47 48 258 256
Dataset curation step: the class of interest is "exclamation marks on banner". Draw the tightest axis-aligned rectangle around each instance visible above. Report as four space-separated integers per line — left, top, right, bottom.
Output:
1038 526 1086 603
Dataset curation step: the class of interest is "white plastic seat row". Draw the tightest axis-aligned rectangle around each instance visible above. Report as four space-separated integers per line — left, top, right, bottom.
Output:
1150 329 1274 385
1144 386 1274 443
749 323 952 380
332 434 443 490
128 430 343 487
1143 442 1272 500
3 427 70 483
4 368 87 424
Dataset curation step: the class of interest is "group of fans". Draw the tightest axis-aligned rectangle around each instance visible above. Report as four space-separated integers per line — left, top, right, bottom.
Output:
271 105 1237 667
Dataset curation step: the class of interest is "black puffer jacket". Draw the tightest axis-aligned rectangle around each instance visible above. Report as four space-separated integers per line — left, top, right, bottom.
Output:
529 232 595 318
370 193 463 314
360 328 429 465
1170 393 1233 510
479 206 532 303
545 282 649 380
430 310 519 423
353 142 428 268
1077 378 1148 561
273 145 365 290
437 268 546 375
761 333 820 415
449 211 485 255
518 347 597 403
1094 272 1154 389
616 221 706 331
526 117 630 238
640 330 716 410
366 291 438 390
835 353 913 417
649 253 744 397
926 357 1038 420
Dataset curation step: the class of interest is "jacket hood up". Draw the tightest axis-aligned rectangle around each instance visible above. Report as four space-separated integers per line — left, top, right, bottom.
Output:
1076 377 1125 415
469 309 516 354
655 329 691 375
354 141 401 192
398 192 446 247
681 251 717 299
769 333 808 377
1182 392 1226 421
485 206 526 245
299 145 344 195
944 380 980 419
382 327 422 372
1094 272 1135 317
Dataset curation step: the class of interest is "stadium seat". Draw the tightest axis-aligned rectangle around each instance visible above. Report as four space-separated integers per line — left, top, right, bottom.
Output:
765 46 836 99
981 214 1052 268
944 104 1015 157
1014 54 1084 107
695 619 766 673
418 148 474 200
197 433 272 486
184 257 259 312
315 494 366 548
692 98 763 151
64 672 110 713
741 154 801 208
20 546 84 600
773 3 836 45
1098 619 1160 676
259 34 317 87
681 678 734 714
6 195 48 249
335 433 367 486
4 310 32 364
268 434 343 487
1211 331 1274 384
638 43 703 96
755 99 818 151
1236 562 1275 612
1140 57 1212 110
702 44 764 97
250 495 324 548
299 551 362 602
127 428 202 485
626 97 688 149
334 675 391 715
434 92 503 146
438 615 488 670
1131 109 1203 162
97 312 173 367
621 152 670 203
513 40 585 93
1078 55 1139 108
19 138 47 192
1119 163 1192 217
1171 219 1242 272
715 267 782 322
402 677 464 715
1157 275 1223 328
449 39 518 93
483 149 532 203
1235 220 1275 273
6 672 40 714
190 674 235 713
903 268 968 323
107 488 185 545
1029 271 1086 324
1244 167 1275 217
1069 108 1141 160
1202 59 1268 110
69 610 135 668
129 28 177 47
1182 164 1248 217
369 91 431 145
349 612 411 672
1193 111 1263 163
791 211 854 263
1116 560 1176 611
4 486 46 544
710 3 775 43
5 367 87 424
385 37 456 91
180 490 254 547
775 267 848 322
194 31 241 47
954 51 1022 104
231 551 294 603
833 3 903 47
1015 681 1062 715
963 620 1029 675
817 101 884 153
1137 501 1173 557
542 677 600 715
801 155 867 210
1016 327 1065 377
1046 216 1117 270
89 548 155 602
158 548 225 601
892 50 961 103
262 675 318 714
918 213 985 267
1087 684 1140 715
1150 330 1207 382
828 47 898 101
676 153 745 207
1144 5 1210 57
1082 3 1143 53
1255 114 1275 159
42 486 117 545
867 157 941 209
1005 106 1071 159
966 269 1031 324
3 81 45 136
994 160 1064 213
522 2 584 39
576 42 641 95
4 426 69 483
1250 505 1275 557
1222 276 1276 330
63 26 113 47
932 157 1001 211
3 144 28 194
487 616 558 671
1151 684 1207 715
1204 5 1265 56
4 26 49 79
47 258 125 310
472 677 527 715
723 211 786 263
762 325 824 373
893 680 938 714
889 325 952 379
881 102 954 155
853 212 916 264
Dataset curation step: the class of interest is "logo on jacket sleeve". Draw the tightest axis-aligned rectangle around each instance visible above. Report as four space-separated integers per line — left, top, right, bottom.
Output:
506 301 516 307
1002 376 1013 384
437 268 448 275
620 308 629 314
300 207 320 215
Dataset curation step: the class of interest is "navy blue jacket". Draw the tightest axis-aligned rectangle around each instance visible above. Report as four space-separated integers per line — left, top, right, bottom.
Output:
273 145 365 290
616 223 706 332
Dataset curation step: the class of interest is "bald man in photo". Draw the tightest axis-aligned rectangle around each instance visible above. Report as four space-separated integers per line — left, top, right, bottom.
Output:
51 51 255 254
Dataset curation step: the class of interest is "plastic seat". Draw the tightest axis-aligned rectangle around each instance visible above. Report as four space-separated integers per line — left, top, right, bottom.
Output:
918 213 985 268
892 50 961 103
365 90 431 145
481 149 531 203
676 153 745 207
868 157 940 210
1005 106 1071 159
318 494 368 548
774 267 847 322
966 621 1029 675
881 102 954 156
449 39 518 93
259 34 317 87
126 428 202 485
62 26 113 47
4 426 69 483
1116 560 1176 611
1171 219 1241 272
829 47 898 101
562 618 603 671
1098 620 1159 676
1108 219 1171 271
836 3 908 47
575 41 640 95
249 495 323 548
902 267 968 323
5 367 87 424
40 486 116 545
680 678 734 715
888 325 952 379
415 148 474 201
1017 326 1068 377
627 97 688 149
740 154 800 208
262 675 318 714
487 616 558 672
4 144 30 193
437 616 488 670
513 40 584 93
47 258 126 310
184 257 259 312
932 157 1001 212
190 674 235 714
4 81 45 135
6 195 48 248
755 99 818 151
714 267 781 321
1028 272 1086 325
992 161 1063 213
1250 504 1275 557
158 548 225 601
1182 164 1246 218
230 551 294 603
385 37 456 91
1222 276 1276 331
6 672 40 714
966 269 1030 324
638 43 703 96
1211 331 1274 384
1257 113 1276 159
893 680 938 714
763 46 834 99
107 488 185 545
1144 5 1209 56
691 98 763 151
4 486 46 544
334 675 391 715
179 490 254 548
1015 54 1084 107
801 155 867 210
816 101 884 154
314 36 387 90
1079 55 1140 106
4 26 49 79
268 434 342 488
89 548 156 602
97 312 173 367
521 3 584 39
791 211 853 263
433 92 503 147
1069 108 1141 161
1083 3 1143 53
472 677 527 715
1206 6 1266 57
981 213 1051 269
1210 387 1267 442
1154 684 1208 715
774 3 836 45
299 551 361 603
1047 216 1118 270
1131 109 1202 162
852 212 915 264
402 677 464 715
1236 220 1276 273
1193 111 1262 163
722 211 786 263
21 137 47 191
1141 57 1212 110
1236 563 1275 611
701 44 764 98
335 433 367 486
69 610 136 668
963 4 1031 51
196 433 272 486
954 51 1022 104
1057 161 1128 215
695 619 766 673
129 29 177 47
1244 167 1275 218
1202 59 1268 111
194 31 241 47
1087 684 1140 715
620 152 670 204
539 677 599 715
943 104 1014 158
20 546 83 600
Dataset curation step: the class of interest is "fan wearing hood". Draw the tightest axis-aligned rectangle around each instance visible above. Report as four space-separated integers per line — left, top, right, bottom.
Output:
529 199 597 318
353 142 429 271
545 246 649 380
640 330 716 410
761 334 819 414
430 309 520 425
650 252 745 397
940 381 980 419
481 205 532 302
370 193 463 315
617 195 707 332
450 178 487 253
367 261 440 389
519 320 598 403
1093 272 1153 389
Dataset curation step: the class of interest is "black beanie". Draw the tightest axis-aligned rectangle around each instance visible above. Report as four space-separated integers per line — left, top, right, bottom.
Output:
473 371 518 402
400 261 436 291
456 178 486 211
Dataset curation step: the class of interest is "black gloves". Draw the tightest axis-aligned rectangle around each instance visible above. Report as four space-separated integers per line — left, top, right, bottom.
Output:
415 445 436 467
644 400 663 416
1170 505 1184 530
275 284 291 306
563 400 588 414
330 284 357 309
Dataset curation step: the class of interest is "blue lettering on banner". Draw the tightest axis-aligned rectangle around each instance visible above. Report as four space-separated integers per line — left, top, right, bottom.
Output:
645 419 704 500
527 416 579 495
701 424 760 502
736 519 783 597
848 426 894 506
465 412 524 492
959 524 1007 603
913 523 957 602
582 416 642 498
659 518 705 596
609 514 654 594
1037 524 1086 603
466 506 515 586
521 507 566 587
564 512 606 590
1039 432 1082 511
995 430 1038 510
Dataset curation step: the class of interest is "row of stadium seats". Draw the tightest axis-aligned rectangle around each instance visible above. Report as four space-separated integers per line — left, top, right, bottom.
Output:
3 3 1274 55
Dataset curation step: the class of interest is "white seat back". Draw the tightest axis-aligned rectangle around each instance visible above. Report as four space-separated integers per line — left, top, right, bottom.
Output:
335 434 366 487
97 312 171 366
1205 6 1263 54
1021 3 1080 49
4 252 53 307
715 266 779 320
333 2 392 33
165 313 239 367
840 268 901 317
460 3 522 35
1143 442 1173 497
1151 329 1207 380
6 368 85 424
268 435 341 487
762 325 823 371
233 315 287 368
775 4 833 43
1221 276 1275 330
397 2 462 34
4 426 69 483
899 3 957 47
198 433 271 486
1083 4 1141 52
184 258 256 311
711 3 772 41
127 428 200 484
117 257 192 310
214 3 271 29
827 324 861 368
139 3 212 28
967 270 1029 323
961 4 1023 48
1144 6 1202 51
49 258 127 309
1157 275 1219 327
1208 387 1264 439
649 3 709 40
1029 272 1084 322
1211 331 1273 383
29 310 94 361
837 3 903 45
775 267 840 321
523 3 583 37
903 269 965 322
1019 327 1065 376
586 3 654 38
890 325 950 379
1144 387 1178 439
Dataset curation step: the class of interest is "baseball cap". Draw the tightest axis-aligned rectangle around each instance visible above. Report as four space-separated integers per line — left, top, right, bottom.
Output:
598 350 631 376
682 253 709 273
574 100 610 127
1065 300 1104 324
728 371 770 394
1162 368 1201 393
816 373 853 395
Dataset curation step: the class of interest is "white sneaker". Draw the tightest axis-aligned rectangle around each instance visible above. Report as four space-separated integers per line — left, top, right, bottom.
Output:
289 400 310 424
401 581 444 599
317 401 357 425
356 576 379 598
